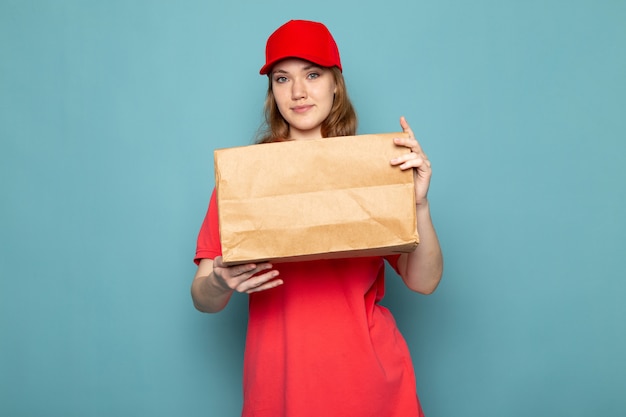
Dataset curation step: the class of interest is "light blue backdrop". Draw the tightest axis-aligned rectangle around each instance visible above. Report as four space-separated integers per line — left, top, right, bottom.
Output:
1 1 625 416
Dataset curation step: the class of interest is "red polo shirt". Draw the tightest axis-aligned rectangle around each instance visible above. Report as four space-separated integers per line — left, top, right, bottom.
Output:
195 190 425 417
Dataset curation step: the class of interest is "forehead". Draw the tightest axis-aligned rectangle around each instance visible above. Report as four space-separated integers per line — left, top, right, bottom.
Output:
271 58 323 73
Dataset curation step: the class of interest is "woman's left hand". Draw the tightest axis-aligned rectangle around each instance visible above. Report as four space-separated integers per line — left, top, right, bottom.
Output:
390 116 432 205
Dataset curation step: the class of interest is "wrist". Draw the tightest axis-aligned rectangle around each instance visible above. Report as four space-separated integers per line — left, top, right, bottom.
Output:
415 199 432 220
415 197 429 209
208 270 234 294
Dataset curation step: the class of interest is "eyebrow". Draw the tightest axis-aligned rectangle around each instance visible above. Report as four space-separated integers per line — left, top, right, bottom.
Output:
272 64 323 75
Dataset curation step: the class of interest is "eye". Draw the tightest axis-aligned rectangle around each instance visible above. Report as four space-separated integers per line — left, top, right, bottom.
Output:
274 76 288 83
307 72 320 80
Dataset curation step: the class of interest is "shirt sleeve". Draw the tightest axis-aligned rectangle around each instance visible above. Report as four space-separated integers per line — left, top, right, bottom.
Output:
194 188 222 265
383 254 402 275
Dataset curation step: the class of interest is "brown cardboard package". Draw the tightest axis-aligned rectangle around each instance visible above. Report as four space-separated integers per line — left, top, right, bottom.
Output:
214 132 419 265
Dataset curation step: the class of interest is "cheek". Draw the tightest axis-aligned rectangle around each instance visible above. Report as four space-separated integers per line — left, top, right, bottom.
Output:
326 83 337 102
272 92 291 119
273 90 289 110
326 88 336 107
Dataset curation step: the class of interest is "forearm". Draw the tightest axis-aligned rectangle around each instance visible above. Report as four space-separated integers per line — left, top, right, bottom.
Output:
399 201 443 294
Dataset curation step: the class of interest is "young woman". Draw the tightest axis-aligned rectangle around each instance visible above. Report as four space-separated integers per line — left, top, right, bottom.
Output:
192 20 443 417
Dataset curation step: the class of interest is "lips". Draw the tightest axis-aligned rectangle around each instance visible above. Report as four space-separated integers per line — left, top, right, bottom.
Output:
291 105 313 113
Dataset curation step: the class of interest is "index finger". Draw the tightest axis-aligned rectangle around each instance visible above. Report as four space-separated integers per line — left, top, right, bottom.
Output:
400 116 415 139
397 116 424 153
215 256 259 275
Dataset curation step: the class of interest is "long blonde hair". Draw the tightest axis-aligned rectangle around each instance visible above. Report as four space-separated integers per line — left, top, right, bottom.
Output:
255 67 357 143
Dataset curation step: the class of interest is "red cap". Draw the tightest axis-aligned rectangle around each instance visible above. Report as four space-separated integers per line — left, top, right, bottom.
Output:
259 20 342 75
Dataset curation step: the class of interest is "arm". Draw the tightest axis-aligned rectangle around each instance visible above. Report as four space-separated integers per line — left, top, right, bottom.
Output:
391 116 444 294
397 201 443 294
191 257 282 313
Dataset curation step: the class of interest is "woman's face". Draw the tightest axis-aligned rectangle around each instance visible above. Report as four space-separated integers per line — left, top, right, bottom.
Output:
270 58 337 140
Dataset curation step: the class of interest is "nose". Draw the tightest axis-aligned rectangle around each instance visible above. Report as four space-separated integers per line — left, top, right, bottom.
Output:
291 77 307 100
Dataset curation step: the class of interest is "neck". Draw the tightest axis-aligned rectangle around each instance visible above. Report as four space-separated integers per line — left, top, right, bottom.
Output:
289 127 323 141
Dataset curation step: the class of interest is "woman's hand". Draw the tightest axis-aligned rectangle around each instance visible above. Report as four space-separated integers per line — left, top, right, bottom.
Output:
390 116 432 205
192 257 282 313
389 116 443 294
212 256 282 294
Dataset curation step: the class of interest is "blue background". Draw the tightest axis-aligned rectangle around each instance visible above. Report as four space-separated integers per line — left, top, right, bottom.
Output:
1 1 625 416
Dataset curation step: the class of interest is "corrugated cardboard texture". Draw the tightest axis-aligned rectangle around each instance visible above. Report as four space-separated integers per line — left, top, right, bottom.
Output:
214 132 419 265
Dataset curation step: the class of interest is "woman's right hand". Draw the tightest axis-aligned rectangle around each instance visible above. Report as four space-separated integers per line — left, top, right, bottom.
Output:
192 257 282 313
212 256 282 294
